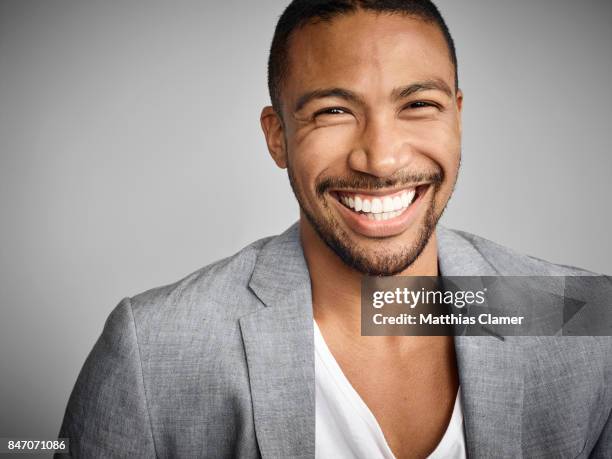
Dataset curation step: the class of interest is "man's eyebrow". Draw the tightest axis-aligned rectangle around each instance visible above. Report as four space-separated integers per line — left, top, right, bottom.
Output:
392 79 454 99
293 88 365 113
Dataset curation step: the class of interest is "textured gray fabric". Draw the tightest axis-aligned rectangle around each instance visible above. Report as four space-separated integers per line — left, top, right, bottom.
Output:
57 222 612 458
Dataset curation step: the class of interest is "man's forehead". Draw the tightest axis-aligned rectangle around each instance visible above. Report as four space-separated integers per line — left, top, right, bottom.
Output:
284 11 455 98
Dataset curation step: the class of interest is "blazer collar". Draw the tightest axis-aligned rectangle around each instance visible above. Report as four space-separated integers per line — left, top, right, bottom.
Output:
242 222 524 458
248 222 311 309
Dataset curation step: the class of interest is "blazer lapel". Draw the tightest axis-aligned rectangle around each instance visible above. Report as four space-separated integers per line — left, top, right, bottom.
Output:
240 223 315 459
438 227 525 458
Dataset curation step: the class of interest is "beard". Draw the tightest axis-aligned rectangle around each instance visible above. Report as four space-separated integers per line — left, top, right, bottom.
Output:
287 163 446 277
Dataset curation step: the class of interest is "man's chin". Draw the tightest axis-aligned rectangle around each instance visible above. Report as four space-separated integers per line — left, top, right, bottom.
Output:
335 235 433 276
310 215 437 276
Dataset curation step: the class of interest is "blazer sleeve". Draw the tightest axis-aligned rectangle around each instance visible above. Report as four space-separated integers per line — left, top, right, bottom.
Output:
56 298 157 458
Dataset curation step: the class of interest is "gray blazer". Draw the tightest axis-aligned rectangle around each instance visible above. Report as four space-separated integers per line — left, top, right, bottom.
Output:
58 223 612 458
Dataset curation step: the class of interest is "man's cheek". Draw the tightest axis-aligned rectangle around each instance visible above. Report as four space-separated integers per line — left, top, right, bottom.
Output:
426 139 460 177
303 129 356 160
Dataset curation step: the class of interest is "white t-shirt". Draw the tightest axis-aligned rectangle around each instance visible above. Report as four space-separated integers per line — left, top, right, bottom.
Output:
314 320 467 459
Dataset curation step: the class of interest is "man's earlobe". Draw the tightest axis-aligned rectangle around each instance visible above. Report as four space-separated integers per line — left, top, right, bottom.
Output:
260 106 287 169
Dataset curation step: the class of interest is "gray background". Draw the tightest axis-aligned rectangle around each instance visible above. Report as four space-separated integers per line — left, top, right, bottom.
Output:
0 0 610 440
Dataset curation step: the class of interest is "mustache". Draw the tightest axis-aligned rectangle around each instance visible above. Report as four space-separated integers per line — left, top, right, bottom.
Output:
316 170 444 198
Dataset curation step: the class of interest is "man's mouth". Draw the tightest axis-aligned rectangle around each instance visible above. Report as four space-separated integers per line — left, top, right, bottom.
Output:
332 186 422 220
328 185 430 237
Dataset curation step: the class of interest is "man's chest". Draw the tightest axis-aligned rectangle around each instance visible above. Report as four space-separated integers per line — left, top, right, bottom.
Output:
324 334 459 458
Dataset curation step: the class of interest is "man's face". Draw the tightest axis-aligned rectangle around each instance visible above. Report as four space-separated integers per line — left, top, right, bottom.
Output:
264 11 463 276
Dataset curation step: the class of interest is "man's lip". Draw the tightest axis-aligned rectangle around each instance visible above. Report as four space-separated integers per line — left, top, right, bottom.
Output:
329 183 431 197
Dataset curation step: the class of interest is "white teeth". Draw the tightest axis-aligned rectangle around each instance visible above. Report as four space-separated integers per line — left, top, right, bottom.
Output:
371 198 383 214
407 190 416 204
382 196 394 212
354 196 362 212
339 188 417 217
393 196 403 211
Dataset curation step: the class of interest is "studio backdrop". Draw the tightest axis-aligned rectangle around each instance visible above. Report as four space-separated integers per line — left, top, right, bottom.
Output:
0 0 610 440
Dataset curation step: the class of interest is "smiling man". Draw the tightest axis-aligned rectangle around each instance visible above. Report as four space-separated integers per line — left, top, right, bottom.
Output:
58 1 611 458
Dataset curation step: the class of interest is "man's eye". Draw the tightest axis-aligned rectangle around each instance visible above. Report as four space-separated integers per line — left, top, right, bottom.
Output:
315 107 349 116
408 101 434 109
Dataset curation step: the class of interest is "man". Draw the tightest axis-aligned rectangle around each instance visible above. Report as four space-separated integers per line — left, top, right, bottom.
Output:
58 1 611 458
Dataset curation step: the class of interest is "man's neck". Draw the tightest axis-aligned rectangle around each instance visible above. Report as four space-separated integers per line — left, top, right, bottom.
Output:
299 214 439 340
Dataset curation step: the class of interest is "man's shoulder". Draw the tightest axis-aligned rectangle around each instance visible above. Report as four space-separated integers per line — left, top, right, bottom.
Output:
127 233 277 326
438 226 601 276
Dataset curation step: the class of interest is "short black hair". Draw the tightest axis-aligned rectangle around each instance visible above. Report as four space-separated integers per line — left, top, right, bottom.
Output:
267 0 458 114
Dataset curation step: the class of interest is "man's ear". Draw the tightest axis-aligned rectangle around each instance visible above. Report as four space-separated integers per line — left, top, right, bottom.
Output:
455 89 464 135
260 106 287 169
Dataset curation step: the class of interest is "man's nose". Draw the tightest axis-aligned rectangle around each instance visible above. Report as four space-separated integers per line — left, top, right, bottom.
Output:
347 115 414 178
